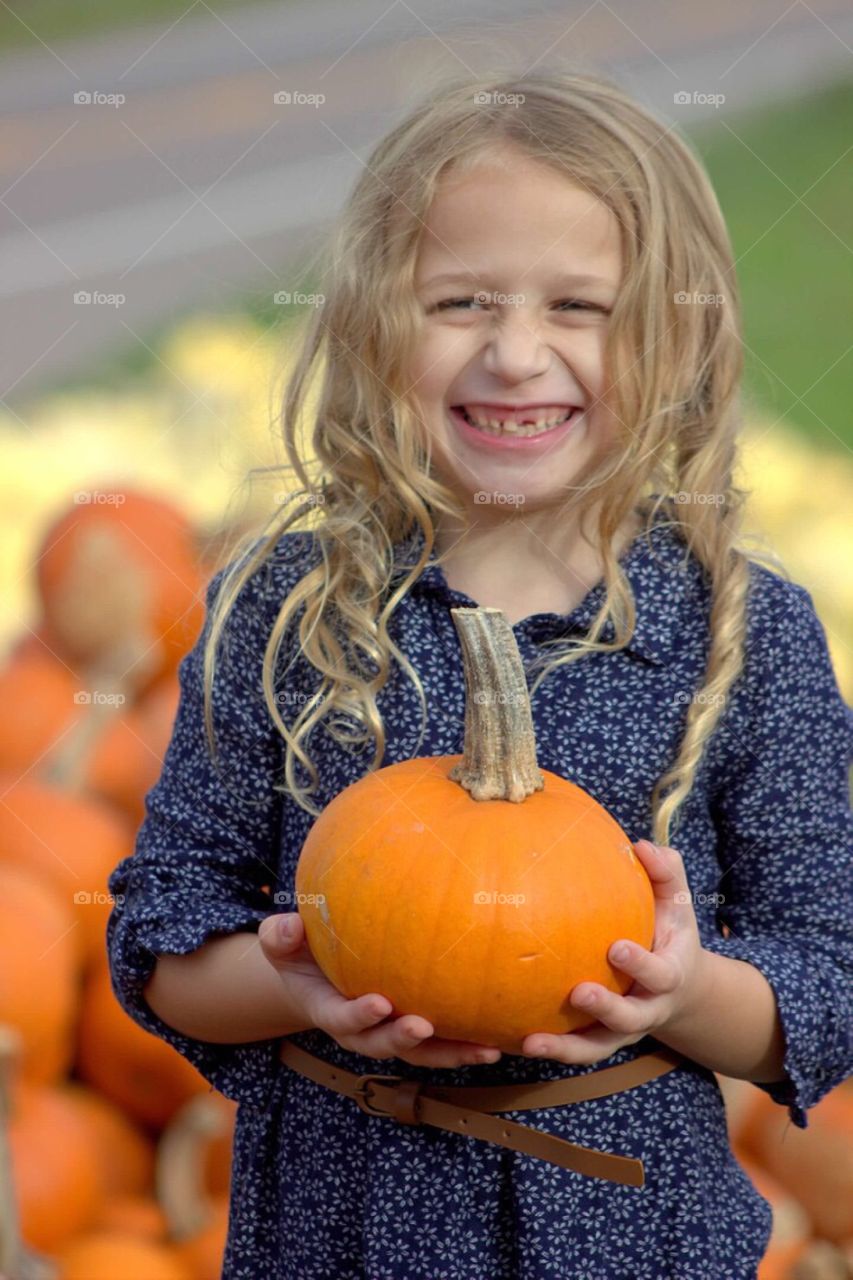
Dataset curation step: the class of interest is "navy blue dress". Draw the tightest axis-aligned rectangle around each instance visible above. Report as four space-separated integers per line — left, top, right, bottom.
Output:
106 517 853 1279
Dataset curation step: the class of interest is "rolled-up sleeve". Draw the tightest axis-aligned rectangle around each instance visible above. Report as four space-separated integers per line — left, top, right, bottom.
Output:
706 577 853 1128
106 546 291 1108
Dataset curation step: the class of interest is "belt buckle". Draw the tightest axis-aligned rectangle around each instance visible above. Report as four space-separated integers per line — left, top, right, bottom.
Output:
352 1072 404 1118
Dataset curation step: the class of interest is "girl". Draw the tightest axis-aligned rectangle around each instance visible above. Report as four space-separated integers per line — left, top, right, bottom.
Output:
107 68 853 1279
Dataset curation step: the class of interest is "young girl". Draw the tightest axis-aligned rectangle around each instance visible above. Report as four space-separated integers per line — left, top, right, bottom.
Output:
106 68 853 1279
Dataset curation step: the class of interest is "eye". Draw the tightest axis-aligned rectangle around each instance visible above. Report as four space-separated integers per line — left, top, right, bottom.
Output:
430 297 609 314
555 299 607 313
433 297 483 311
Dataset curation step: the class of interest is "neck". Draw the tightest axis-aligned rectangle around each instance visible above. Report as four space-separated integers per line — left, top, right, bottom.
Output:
432 502 642 583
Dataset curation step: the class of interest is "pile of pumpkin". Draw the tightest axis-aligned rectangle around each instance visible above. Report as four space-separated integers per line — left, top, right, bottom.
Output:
0 488 251 1279
0 483 851 1280
718 1075 853 1279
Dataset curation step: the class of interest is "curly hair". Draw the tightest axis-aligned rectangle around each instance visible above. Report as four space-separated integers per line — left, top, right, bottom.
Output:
203 65 787 845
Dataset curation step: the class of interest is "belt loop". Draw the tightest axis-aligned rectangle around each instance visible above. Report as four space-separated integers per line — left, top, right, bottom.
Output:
391 1079 424 1126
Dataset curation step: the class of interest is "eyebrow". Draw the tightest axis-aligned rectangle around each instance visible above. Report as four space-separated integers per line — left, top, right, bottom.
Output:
419 270 617 290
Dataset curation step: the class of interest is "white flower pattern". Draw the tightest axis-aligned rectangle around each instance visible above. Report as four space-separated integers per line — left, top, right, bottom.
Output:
107 518 853 1279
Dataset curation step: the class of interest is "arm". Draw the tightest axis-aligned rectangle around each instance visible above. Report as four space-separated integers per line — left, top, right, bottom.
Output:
654 948 786 1082
143 931 314 1043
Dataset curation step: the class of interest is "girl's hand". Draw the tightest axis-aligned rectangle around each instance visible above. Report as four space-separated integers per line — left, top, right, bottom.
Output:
520 839 709 1066
258 912 502 1069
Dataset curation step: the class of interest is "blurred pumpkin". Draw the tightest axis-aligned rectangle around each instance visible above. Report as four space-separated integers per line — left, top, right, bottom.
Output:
55 1231 193 1280
6 1075 102 1252
34 488 204 698
736 1082 853 1245
159 1094 234 1280
95 1195 169 1242
85 675 180 830
0 865 78 1083
0 773 132 969
0 644 83 774
61 1082 155 1198
734 1150 810 1279
76 959 207 1131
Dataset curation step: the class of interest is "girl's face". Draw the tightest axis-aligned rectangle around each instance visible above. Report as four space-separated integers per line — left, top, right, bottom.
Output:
408 149 623 514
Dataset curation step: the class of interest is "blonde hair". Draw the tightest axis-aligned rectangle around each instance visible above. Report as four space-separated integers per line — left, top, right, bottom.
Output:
203 66 788 845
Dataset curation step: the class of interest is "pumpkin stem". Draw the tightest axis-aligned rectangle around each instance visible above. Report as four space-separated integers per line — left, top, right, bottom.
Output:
157 1094 230 1242
0 1027 59 1280
448 607 544 803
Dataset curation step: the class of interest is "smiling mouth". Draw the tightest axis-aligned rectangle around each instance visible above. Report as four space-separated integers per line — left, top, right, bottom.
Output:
452 405 580 437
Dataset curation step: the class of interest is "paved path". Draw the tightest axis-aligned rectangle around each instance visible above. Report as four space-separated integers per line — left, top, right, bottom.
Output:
2 0 851 404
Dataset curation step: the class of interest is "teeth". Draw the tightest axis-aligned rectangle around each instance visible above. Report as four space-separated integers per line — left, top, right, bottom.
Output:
458 407 575 436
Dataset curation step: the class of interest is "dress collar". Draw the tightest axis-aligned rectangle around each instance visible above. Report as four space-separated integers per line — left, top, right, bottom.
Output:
390 519 704 668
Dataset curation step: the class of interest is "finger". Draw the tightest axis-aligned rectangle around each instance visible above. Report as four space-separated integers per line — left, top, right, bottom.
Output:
633 840 691 906
313 990 398 1039
396 1037 503 1069
346 1018 502 1067
569 982 667 1036
605 941 682 995
522 1025 643 1066
258 912 306 965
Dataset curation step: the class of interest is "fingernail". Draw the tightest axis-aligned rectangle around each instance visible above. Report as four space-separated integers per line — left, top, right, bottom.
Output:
278 916 294 939
576 991 596 1007
611 943 629 963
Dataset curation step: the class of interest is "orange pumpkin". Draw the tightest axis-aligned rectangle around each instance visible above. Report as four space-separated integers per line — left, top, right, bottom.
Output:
159 1094 234 1280
175 1199 229 1280
0 644 84 774
736 1083 853 1245
0 865 78 1083
35 488 204 697
0 773 132 970
6 1078 103 1252
96 1195 170 1241
85 676 180 829
76 959 207 1131
733 1151 810 1279
56 1231 193 1280
296 606 654 1053
62 1082 155 1198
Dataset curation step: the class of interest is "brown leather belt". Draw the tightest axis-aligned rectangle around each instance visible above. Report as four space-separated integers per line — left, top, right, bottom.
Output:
278 1039 687 1188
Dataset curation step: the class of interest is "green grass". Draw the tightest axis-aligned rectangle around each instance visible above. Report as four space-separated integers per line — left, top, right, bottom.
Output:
684 79 853 452
0 0 260 51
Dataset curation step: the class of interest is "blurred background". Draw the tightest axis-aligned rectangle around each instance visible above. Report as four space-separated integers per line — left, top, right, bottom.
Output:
1 2 851 1279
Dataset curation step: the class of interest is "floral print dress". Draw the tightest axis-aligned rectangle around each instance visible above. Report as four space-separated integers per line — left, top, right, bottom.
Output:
107 517 853 1279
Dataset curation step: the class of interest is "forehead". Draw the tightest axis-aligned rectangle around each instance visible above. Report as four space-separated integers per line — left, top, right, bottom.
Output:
414 150 621 286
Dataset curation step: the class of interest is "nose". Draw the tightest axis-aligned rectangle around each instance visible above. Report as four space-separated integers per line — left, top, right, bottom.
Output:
481 310 552 384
